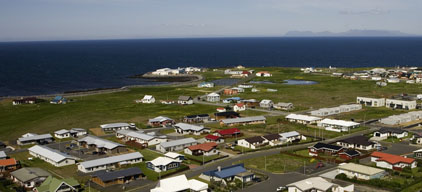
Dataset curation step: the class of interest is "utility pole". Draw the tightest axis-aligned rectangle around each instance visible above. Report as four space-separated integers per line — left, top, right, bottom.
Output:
303 161 306 174
265 156 267 171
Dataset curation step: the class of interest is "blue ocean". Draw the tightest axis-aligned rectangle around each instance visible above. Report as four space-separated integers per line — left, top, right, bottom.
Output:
1 37 422 96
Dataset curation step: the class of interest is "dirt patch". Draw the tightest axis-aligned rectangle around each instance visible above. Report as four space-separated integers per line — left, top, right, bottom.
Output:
89 128 104 136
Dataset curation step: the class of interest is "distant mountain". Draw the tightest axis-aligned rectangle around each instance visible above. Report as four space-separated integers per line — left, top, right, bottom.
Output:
285 30 414 37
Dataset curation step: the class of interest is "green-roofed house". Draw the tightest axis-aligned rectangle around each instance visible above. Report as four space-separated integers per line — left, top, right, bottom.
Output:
34 176 80 192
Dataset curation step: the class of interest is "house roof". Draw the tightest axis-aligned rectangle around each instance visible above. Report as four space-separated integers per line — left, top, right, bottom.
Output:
11 167 51 183
222 116 266 124
164 152 183 159
185 114 209 118
178 96 192 101
205 135 221 141
286 114 322 122
262 134 281 141
78 135 124 149
340 149 360 157
244 136 265 144
338 136 375 146
202 164 247 179
371 151 415 165
93 167 143 182
260 99 273 104
143 95 154 99
310 142 343 151
151 175 197 192
159 138 197 148
338 163 385 176
280 131 300 138
100 123 130 129
286 177 334 191
235 103 244 107
320 119 360 127
0 151 6 159
0 158 17 166
187 142 217 152
188 179 208 191
29 145 77 163
216 128 241 136
207 93 220 97
214 111 240 117
80 152 143 169
35 176 79 192
377 127 407 134
18 133 53 142
71 128 86 133
148 157 179 166
54 129 70 135
117 130 155 141
174 123 206 132
149 116 174 123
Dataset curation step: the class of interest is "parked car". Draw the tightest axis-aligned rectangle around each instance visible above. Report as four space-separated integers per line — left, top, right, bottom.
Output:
276 186 286 191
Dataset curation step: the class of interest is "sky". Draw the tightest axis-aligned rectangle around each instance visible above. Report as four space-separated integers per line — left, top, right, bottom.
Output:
0 0 421 41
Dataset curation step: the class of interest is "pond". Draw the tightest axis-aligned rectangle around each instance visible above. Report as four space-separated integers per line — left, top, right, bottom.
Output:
249 80 275 84
284 79 318 85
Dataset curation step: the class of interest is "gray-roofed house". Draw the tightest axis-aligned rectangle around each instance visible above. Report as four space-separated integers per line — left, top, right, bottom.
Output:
178 96 194 105
286 177 354 192
92 167 144 187
0 151 6 159
11 167 51 189
146 157 182 172
174 123 211 135
279 131 304 143
156 138 198 153
53 128 86 139
273 102 294 110
77 152 143 173
373 127 408 139
220 116 266 126
338 163 386 180
78 135 127 154
28 145 78 167
17 133 54 145
148 116 175 127
100 122 135 132
116 130 167 147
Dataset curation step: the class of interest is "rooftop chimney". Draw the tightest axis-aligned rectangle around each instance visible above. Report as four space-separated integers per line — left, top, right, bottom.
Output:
217 166 221 172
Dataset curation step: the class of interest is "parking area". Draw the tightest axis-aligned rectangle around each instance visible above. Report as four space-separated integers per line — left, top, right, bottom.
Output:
380 141 420 156
47 140 112 161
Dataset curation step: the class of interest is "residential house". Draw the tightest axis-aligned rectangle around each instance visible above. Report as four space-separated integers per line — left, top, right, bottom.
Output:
70 128 87 137
214 128 242 138
231 87 245 93
197 82 214 88
318 119 360 132
100 122 135 132
412 132 422 145
214 111 240 120
223 88 238 95
357 97 386 107
183 114 210 123
371 151 417 170
12 97 37 105
0 151 6 159
216 107 226 112
337 163 386 180
205 135 224 143
178 96 194 105
78 135 127 154
221 116 266 126
336 136 376 151
262 134 283 146
91 167 143 188
11 167 51 189
184 142 219 156
237 136 267 149
279 131 303 143
151 174 208 192
77 152 143 173
17 133 53 145
50 96 67 104
239 99 260 108
164 152 185 161
233 103 246 112
338 149 361 160
256 71 272 77
380 111 422 125
308 143 343 157
200 164 255 184
373 128 408 139
139 95 155 103
147 157 182 172
156 138 198 153
151 68 181 76
0 158 19 172
238 84 253 88
34 176 80 192
28 145 78 167
273 102 294 110
286 114 322 125
54 129 85 139
222 97 241 103
259 99 273 109
148 116 175 127
286 177 354 192
413 149 422 159
206 93 220 102
116 130 168 147
386 99 416 110
174 123 210 135
310 104 362 116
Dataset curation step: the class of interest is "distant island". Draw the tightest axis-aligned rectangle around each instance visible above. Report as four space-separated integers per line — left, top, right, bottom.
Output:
284 29 415 37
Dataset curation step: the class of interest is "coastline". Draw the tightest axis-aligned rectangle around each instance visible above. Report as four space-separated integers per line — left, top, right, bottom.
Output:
0 74 203 100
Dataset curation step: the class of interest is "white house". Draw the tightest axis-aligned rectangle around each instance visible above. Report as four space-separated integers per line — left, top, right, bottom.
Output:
77 152 143 173
285 114 322 125
198 82 214 88
184 142 219 156
28 145 78 167
356 97 385 107
151 174 208 192
371 151 417 170
237 136 267 149
151 68 181 76
233 103 246 112
146 157 182 172
318 119 360 132
279 131 304 142
139 95 156 104
256 71 272 77
336 136 376 151
274 102 294 110
100 122 135 132
385 99 416 110
156 138 198 153
380 111 422 125
70 128 87 137
387 78 400 83
259 99 273 108
174 123 210 135
373 128 408 139
17 133 54 145
206 93 220 102
116 130 168 146
54 128 86 138
338 163 386 180
178 96 194 105
286 177 354 192
310 104 362 116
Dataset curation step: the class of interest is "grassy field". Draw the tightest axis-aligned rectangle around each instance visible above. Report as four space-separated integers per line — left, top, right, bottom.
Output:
332 106 407 121
238 152 310 173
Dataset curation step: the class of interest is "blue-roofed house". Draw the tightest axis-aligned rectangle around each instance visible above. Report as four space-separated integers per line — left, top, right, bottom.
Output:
50 96 67 104
223 97 241 104
199 164 254 184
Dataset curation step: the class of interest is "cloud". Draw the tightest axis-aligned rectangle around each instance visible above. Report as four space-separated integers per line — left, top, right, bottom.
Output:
339 8 390 15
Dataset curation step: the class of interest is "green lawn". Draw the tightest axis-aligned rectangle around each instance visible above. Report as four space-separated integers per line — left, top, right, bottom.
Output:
238 152 310 173
332 106 407 121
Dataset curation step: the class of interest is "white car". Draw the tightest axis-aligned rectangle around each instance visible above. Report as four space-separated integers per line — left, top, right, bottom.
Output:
276 186 286 191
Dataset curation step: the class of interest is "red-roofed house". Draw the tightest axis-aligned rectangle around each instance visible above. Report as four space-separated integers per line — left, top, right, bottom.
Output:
184 142 219 156
0 158 19 172
256 71 272 77
233 103 246 112
371 151 417 170
214 128 242 138
205 135 224 143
